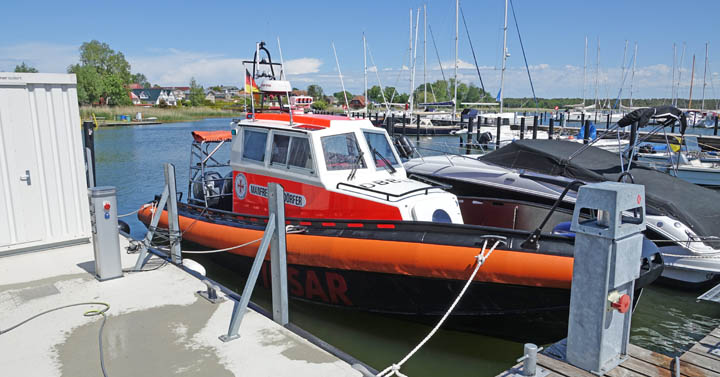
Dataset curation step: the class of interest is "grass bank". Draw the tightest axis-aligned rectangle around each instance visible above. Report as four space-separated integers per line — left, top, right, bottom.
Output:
80 106 242 124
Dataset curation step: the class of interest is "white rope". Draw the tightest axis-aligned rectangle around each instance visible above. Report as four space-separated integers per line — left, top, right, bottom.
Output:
162 225 308 254
376 237 506 377
117 203 153 218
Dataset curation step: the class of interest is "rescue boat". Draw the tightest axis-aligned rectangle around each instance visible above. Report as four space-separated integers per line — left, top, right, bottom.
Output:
138 42 662 342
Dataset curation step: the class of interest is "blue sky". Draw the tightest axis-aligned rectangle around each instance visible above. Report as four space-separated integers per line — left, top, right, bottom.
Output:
1 0 718 99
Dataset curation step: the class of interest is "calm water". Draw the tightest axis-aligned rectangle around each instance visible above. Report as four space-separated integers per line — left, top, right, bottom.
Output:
95 118 720 376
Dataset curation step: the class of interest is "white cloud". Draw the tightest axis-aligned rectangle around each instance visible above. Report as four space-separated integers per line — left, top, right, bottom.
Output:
284 58 322 75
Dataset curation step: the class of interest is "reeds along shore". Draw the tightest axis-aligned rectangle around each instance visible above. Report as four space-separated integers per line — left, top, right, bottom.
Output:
80 105 240 124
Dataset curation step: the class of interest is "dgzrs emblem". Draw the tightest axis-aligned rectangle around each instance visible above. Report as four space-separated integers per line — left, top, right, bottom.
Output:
234 173 248 200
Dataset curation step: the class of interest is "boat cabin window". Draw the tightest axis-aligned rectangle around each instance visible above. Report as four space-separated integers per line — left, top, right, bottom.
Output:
270 133 314 172
321 133 366 171
243 128 268 163
363 131 399 168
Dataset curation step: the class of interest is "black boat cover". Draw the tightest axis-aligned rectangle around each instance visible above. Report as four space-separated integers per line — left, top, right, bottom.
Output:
617 106 688 135
480 139 720 245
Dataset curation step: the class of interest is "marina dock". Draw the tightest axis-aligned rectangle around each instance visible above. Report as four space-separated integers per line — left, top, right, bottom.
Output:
497 328 720 377
0 236 366 377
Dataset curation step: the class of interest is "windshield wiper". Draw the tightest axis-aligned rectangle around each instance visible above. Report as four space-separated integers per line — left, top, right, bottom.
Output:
347 150 364 180
372 148 397 174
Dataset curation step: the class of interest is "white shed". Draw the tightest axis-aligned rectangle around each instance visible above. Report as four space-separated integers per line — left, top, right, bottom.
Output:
0 73 90 256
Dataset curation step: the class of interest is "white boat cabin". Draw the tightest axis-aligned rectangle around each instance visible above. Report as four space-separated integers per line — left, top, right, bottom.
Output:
229 112 463 223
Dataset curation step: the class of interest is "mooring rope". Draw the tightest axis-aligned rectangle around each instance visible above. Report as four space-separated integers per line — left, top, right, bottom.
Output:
153 225 308 254
117 203 153 218
376 237 506 377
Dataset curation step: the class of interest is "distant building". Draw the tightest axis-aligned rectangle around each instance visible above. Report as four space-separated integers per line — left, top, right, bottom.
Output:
325 96 338 105
130 89 177 106
162 86 190 100
128 83 143 90
204 91 216 103
349 96 366 109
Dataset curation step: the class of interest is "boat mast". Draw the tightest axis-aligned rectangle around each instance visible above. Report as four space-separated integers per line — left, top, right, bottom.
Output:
688 54 696 109
331 42 350 115
363 33 368 116
619 40 628 108
583 36 587 108
453 0 459 119
499 0 508 114
410 8 420 116
629 43 637 107
409 9 413 112
671 43 677 106
424 3 427 103
276 37 293 126
675 43 686 107
701 42 708 112
594 37 599 112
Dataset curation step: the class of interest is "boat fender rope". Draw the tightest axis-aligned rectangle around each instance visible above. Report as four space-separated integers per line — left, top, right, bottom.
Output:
117 203 154 218
376 236 507 377
173 225 307 254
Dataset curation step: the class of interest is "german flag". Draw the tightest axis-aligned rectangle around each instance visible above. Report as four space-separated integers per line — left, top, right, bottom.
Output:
245 69 259 93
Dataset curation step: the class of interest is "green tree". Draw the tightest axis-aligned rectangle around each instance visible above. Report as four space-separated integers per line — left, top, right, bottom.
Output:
333 91 353 103
188 77 205 107
307 84 324 100
131 73 151 88
69 40 133 105
14 62 38 73
311 99 328 110
367 85 384 103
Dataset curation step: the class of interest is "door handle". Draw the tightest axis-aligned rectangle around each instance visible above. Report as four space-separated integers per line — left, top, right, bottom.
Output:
19 170 31 185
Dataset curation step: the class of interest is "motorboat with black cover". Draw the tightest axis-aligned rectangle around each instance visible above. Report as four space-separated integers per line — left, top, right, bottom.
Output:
406 136 720 286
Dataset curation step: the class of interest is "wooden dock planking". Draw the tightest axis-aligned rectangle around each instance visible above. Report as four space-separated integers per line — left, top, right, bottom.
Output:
496 325 720 377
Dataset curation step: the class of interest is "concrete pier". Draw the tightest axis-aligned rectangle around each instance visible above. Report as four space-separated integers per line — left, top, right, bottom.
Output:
0 237 363 377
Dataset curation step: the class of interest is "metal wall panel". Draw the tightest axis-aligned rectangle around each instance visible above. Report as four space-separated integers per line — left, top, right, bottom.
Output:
0 73 90 255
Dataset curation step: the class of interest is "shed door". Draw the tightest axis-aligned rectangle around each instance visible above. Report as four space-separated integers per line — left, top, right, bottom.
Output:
0 84 44 247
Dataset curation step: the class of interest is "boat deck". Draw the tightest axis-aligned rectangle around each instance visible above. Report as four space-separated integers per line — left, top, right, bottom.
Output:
0 237 363 377
496 327 720 377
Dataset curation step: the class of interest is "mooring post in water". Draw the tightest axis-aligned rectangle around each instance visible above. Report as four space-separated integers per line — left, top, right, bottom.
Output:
468 117 474 141
416 114 421 142
390 114 395 136
606 113 611 130
496 116 502 147
715 116 719 136
548 118 554 139
566 182 645 374
519 117 525 140
532 116 538 140
402 113 407 136
583 120 591 144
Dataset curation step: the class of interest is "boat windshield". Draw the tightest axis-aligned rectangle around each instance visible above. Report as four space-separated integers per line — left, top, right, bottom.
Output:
321 133 366 171
363 131 399 168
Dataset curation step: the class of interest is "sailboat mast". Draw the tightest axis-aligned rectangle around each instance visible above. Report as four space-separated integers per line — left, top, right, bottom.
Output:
424 3 427 103
702 42 708 112
629 43 637 107
594 37 599 112
676 43 686 107
409 8 413 111
499 0 508 113
453 0 459 119
671 43 677 106
363 33 368 116
410 8 420 115
688 54 696 109
583 36 587 107
619 40 628 108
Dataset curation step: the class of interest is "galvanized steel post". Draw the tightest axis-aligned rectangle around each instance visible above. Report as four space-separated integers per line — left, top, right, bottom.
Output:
496 116 502 147
566 182 646 374
520 117 525 140
269 183 289 326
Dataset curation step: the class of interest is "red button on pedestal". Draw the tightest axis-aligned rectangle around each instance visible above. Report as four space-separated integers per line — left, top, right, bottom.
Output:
103 202 111 211
611 294 631 313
